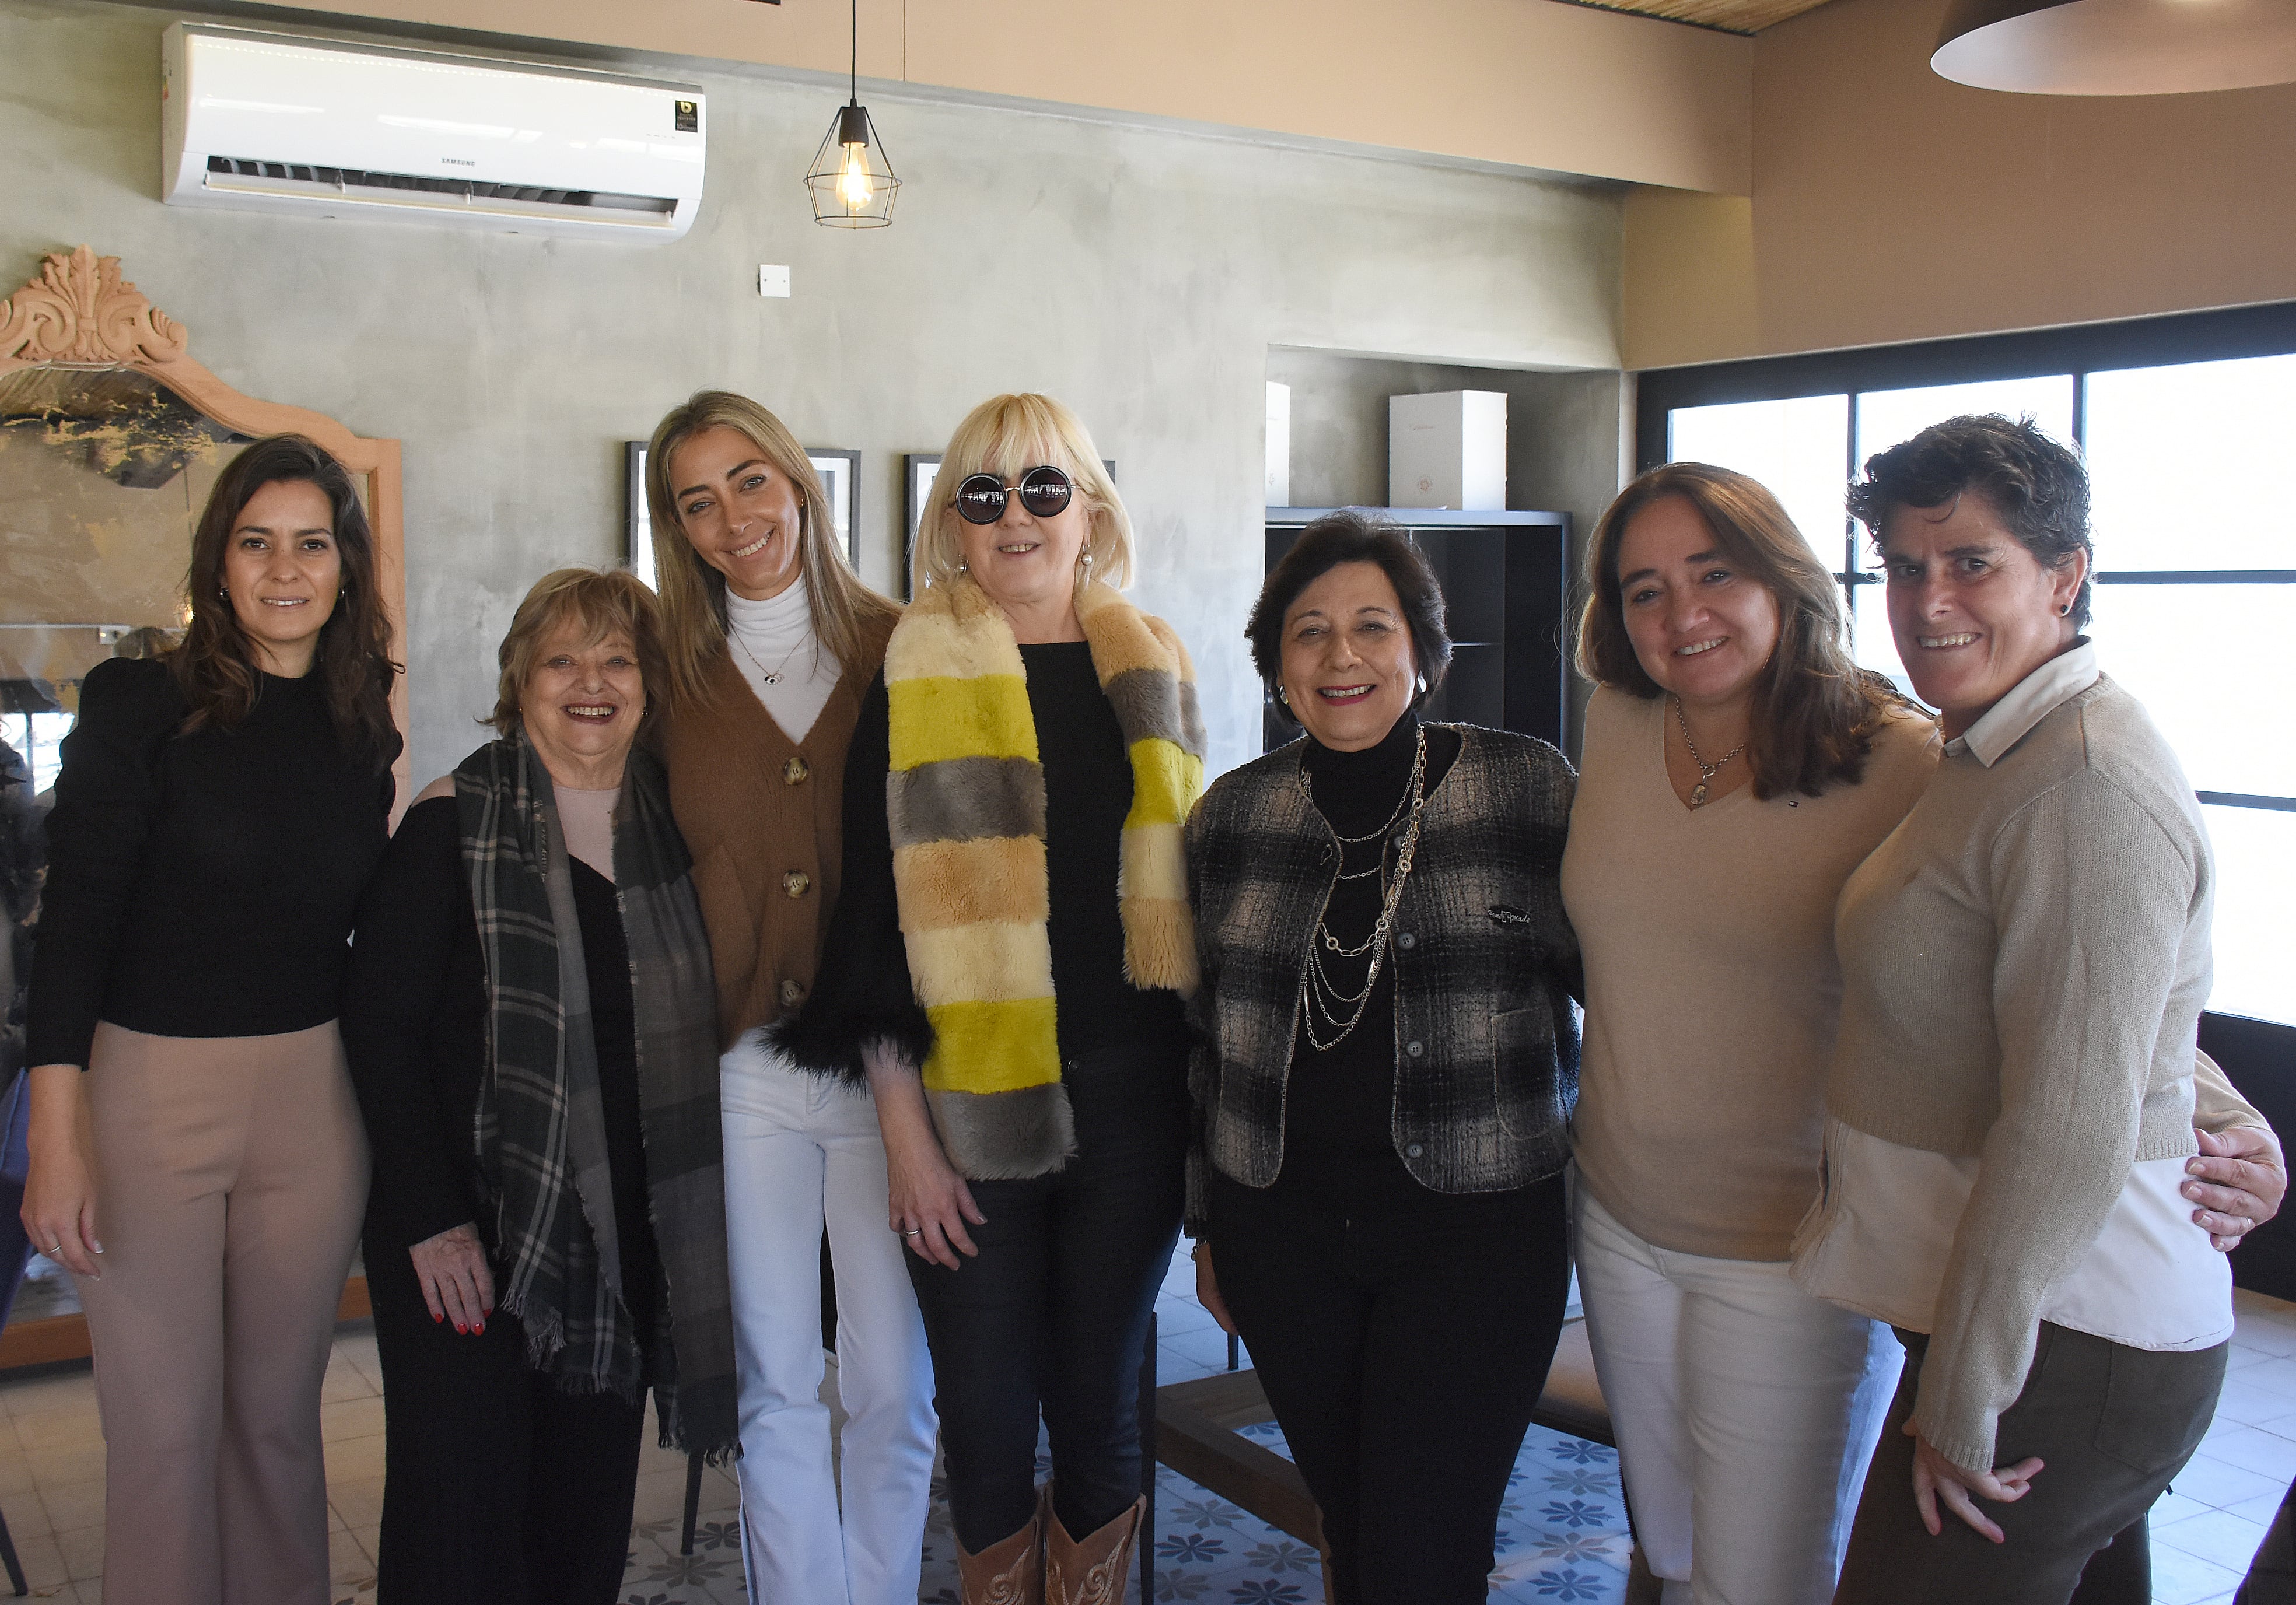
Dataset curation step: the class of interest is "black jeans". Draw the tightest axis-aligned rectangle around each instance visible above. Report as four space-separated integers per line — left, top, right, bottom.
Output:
1208 1159 1572 1604
1834 1323 2227 1605
907 1042 1188 1551
366 1219 649 1605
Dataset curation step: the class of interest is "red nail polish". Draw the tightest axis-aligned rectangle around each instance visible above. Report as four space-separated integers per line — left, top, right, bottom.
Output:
456 1323 467 1334
473 1323 484 1335
433 1311 444 1323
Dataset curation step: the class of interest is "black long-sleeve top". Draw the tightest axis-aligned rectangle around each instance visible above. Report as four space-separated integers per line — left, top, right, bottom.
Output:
1279 714 1462 1176
26 657 397 1070
340 794 657 1343
802 645 1188 1073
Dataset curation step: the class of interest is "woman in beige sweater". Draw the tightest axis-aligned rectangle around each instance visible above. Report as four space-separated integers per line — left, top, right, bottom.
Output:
1794 413 2276 1604
1565 464 1938 1605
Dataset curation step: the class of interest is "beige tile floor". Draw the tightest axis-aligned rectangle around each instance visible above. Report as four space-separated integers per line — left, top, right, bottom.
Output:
5 1284 2296 1603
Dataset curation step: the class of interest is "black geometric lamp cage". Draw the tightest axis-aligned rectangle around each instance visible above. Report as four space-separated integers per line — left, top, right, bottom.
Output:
806 100 900 227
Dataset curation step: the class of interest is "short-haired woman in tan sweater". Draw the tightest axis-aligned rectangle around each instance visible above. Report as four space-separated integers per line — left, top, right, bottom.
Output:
642 392 930 1605
1795 415 2278 1604
1565 464 1938 1605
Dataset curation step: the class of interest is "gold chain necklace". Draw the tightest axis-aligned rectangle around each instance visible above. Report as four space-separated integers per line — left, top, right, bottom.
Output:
1672 695 1748 808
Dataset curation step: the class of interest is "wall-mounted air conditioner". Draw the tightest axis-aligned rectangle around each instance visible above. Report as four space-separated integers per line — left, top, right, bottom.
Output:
160 24 706 241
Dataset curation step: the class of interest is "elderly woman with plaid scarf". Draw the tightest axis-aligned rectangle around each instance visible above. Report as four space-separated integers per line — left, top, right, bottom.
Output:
342 568 736 1604
1187 511 1581 1605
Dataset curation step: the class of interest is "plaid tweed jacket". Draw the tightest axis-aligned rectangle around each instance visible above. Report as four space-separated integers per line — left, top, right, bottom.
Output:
1185 724 1579 1235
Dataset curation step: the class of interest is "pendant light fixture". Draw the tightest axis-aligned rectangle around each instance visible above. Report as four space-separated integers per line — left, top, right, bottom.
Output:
806 0 900 227
1933 0 2296 95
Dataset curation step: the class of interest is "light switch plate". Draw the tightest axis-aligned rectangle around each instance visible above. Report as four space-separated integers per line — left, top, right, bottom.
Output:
759 264 790 297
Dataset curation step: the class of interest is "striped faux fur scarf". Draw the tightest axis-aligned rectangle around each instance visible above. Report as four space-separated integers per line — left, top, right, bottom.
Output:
887 574 1204 1179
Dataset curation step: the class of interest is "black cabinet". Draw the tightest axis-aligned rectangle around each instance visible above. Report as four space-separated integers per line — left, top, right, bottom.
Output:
1262 508 1571 753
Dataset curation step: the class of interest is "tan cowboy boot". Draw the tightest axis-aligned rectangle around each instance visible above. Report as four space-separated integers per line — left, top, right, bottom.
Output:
957 1496 1045 1605
1044 1490 1146 1605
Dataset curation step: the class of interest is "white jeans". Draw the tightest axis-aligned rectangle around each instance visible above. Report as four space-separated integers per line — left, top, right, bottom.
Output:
721 1034 937 1605
1574 1189 1900 1605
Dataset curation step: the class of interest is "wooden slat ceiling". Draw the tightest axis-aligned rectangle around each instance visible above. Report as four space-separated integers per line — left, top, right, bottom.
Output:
1572 0 1838 34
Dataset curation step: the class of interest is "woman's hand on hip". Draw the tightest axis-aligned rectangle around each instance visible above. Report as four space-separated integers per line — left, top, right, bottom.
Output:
409 1222 494 1334
2186 1126 2285 1251
1907 1422 2042 1543
1193 1242 1237 1336
20 1064 102 1278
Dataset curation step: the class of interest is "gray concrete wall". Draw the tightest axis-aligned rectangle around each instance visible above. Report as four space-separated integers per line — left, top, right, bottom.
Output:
2 0 1625 783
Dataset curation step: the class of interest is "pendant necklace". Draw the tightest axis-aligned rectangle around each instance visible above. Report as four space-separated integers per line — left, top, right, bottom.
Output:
732 626 811 687
1672 695 1747 808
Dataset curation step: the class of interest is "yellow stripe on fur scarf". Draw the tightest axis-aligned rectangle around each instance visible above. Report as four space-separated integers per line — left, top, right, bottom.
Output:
884 575 1204 1178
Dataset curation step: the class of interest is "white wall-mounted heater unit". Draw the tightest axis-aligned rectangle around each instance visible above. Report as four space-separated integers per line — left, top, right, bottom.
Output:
161 23 706 241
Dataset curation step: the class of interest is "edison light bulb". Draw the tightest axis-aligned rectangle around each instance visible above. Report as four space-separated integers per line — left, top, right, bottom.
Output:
837 142 873 210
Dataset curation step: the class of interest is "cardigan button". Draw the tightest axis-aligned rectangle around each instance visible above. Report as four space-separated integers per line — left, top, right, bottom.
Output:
783 756 810 784
1405 1143 1424 1159
1397 932 1416 950
1405 1040 1424 1058
780 978 807 1007
783 871 812 898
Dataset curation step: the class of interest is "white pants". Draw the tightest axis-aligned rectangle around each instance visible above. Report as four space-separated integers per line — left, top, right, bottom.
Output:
1574 1189 1899 1605
721 1035 937 1605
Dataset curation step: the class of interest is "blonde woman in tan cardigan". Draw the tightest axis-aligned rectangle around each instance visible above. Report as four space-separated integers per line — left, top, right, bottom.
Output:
1796 414 2278 1604
642 392 930 1605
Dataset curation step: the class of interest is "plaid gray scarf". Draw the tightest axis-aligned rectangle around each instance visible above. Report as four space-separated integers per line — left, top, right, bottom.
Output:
454 732 737 1458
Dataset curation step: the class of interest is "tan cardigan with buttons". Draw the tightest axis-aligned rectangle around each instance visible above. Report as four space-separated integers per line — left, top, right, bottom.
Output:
661 615 895 1052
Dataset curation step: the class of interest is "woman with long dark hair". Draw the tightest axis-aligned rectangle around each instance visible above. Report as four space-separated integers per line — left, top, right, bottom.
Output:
20 433 400 1604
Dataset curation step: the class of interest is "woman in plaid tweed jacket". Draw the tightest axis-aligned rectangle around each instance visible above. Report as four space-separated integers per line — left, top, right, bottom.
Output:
1186 511 1580 1603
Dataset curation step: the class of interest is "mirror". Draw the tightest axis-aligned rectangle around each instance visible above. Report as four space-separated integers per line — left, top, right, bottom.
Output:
0 367 254 790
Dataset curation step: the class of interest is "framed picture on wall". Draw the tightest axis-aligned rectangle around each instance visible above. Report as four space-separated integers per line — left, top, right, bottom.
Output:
625 441 654 588
807 448 861 571
625 441 866 587
901 453 941 602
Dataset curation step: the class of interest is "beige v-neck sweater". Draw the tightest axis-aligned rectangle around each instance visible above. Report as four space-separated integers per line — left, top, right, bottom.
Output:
1562 686 1940 1261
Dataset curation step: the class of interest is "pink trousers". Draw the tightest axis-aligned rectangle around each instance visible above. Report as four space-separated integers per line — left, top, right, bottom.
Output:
77 1021 370 1605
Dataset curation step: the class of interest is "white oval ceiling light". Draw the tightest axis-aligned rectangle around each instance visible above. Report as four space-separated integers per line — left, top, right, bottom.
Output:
1933 0 2296 94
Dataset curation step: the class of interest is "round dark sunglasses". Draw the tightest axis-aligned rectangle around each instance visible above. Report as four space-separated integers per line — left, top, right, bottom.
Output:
954 465 1073 525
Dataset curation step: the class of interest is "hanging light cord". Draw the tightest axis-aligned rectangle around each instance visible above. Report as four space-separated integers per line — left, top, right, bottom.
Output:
849 0 859 107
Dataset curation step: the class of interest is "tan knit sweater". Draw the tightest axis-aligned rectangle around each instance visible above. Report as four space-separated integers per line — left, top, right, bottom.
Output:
1827 673 2218 1473
1563 686 1939 1260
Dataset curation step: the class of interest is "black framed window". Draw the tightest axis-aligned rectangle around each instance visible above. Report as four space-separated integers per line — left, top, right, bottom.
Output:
1639 302 2296 1028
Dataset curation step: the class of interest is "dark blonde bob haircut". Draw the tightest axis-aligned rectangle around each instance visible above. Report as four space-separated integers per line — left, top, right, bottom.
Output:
489 567 668 737
1577 461 1908 800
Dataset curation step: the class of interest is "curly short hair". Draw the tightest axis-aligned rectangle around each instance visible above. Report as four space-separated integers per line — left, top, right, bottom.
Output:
1848 413 2094 629
1247 511 1449 723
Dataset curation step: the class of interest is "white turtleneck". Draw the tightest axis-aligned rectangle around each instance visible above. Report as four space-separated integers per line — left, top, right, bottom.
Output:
724 575 839 744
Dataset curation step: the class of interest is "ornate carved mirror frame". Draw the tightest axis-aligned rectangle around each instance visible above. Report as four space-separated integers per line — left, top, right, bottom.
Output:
0 244 411 799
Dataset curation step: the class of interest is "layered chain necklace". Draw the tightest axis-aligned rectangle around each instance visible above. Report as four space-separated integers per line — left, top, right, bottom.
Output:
1298 727 1430 1052
1672 695 1748 808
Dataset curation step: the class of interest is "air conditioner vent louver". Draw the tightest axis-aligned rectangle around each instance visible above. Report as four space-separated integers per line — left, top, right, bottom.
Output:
204 154 673 215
